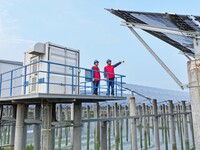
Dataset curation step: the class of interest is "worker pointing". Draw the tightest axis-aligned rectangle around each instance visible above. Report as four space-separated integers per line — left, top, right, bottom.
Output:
104 59 124 96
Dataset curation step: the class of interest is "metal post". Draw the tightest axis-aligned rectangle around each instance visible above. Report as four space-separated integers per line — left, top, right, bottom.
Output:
14 104 27 150
152 99 160 150
0 74 2 97
72 102 82 150
10 71 13 96
34 104 41 150
100 121 107 150
42 102 53 150
168 100 177 150
72 67 74 95
128 27 183 89
129 96 137 150
47 62 50 94
182 101 189 150
23 66 27 95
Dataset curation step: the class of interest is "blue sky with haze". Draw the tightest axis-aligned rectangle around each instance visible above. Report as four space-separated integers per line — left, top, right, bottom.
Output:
0 0 199 91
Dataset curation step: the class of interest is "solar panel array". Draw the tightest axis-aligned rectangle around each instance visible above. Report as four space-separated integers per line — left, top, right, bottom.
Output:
107 9 200 57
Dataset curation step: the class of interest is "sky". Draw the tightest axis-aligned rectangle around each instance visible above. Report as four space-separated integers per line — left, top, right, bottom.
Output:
0 0 200 91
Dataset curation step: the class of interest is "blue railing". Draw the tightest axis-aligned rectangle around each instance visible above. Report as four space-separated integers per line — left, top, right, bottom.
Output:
0 60 126 98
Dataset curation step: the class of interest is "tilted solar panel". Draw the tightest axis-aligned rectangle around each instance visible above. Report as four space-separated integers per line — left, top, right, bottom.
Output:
107 9 200 57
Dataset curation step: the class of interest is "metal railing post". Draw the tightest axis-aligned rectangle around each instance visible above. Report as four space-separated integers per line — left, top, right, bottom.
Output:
72 67 74 95
0 74 2 97
115 78 117 96
23 66 27 95
10 71 13 96
120 76 123 97
47 62 50 94
84 82 86 95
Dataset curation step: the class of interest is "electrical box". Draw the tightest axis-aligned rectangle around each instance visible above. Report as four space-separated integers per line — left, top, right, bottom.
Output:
23 42 80 95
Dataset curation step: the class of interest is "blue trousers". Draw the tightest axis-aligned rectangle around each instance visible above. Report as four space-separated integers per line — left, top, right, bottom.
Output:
107 78 114 95
93 81 99 95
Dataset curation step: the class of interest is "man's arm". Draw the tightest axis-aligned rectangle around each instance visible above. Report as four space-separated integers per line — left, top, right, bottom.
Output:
113 62 122 68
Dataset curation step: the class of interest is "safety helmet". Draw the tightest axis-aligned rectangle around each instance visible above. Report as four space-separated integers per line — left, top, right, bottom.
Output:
106 59 111 63
94 60 99 64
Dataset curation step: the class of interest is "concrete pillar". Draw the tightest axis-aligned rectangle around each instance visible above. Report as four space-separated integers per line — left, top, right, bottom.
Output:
187 57 200 149
129 96 137 150
152 99 160 150
64 106 69 146
100 121 107 150
86 105 90 150
94 103 100 150
14 103 27 150
181 101 189 150
34 104 41 150
42 102 53 150
72 102 82 150
142 103 148 150
9 105 16 150
188 105 195 149
114 103 119 150
107 105 111 150
168 100 177 150
57 104 62 149
125 105 129 142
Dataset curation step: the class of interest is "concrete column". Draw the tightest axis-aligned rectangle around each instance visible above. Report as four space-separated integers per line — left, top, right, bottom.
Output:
42 102 53 150
168 100 177 150
86 105 90 150
34 104 41 150
107 105 111 150
152 99 160 150
100 121 107 150
142 103 148 150
72 102 82 150
94 103 100 150
14 103 27 150
181 101 189 150
9 105 16 150
114 103 119 150
64 106 69 146
187 57 200 149
129 96 137 150
57 104 62 149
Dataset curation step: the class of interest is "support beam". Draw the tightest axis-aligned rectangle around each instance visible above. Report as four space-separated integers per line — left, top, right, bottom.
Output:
182 101 189 150
72 102 82 150
168 100 177 150
9 105 16 150
128 27 184 89
42 102 53 150
152 99 160 150
100 121 107 150
188 58 200 149
129 96 137 150
34 104 41 150
14 104 27 150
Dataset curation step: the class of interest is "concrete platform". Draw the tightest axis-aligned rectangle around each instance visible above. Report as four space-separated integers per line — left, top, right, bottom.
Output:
0 93 127 104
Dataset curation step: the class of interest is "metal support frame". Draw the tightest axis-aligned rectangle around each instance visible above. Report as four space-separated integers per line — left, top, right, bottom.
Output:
127 26 185 89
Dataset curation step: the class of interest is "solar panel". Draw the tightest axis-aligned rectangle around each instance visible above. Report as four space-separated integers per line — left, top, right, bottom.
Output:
107 9 200 57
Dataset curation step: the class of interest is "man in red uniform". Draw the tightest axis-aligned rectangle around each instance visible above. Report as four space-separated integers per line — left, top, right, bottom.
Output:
92 60 101 95
104 59 124 96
